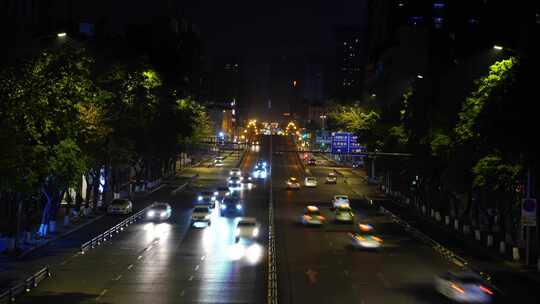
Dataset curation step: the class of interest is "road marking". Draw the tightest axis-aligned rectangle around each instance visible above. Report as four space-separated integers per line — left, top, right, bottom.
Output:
180 290 185 297
137 255 143 260
114 274 122 281
201 255 206 260
377 272 392 288
194 265 199 271
96 289 108 301
127 264 134 270
188 275 194 281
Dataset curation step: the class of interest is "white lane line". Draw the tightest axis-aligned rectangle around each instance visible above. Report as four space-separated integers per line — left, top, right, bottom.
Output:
180 290 185 297
194 265 199 271
201 255 206 261
188 275 194 281
137 255 143 260
96 289 108 301
60 260 68 266
127 264 134 270
377 272 392 288
114 274 122 281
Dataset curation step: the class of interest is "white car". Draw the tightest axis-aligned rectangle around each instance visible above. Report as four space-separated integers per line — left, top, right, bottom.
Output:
230 168 242 177
146 202 172 221
234 217 260 242
332 195 350 209
107 199 133 215
335 205 354 223
301 206 325 226
286 177 301 189
191 205 211 225
304 177 317 187
435 272 494 303
326 172 338 184
214 159 224 167
349 232 383 249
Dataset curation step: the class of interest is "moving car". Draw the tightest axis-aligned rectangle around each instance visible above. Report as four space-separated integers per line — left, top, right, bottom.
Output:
335 205 354 223
326 172 338 184
220 196 244 216
214 186 230 200
230 168 242 177
214 159 224 167
241 174 254 189
228 176 242 190
107 199 133 215
304 177 317 187
234 217 260 243
252 165 267 179
196 191 217 208
301 205 325 226
352 160 363 168
256 160 267 169
434 271 494 303
146 202 172 221
286 177 301 190
349 232 383 249
307 158 317 166
191 205 211 225
332 195 350 209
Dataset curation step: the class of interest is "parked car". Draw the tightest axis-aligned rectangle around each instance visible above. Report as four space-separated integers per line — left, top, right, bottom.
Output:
107 199 133 215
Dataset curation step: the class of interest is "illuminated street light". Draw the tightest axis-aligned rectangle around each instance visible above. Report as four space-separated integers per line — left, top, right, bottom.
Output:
416 74 424 79
57 32 67 37
493 45 503 50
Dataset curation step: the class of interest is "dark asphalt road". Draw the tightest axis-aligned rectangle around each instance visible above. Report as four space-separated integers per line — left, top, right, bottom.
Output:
17 147 268 304
273 136 467 304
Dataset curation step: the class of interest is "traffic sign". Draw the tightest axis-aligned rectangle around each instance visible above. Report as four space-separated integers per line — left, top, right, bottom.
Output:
331 132 366 154
521 198 537 226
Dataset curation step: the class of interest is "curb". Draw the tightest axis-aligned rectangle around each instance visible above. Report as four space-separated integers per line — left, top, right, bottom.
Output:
17 214 106 260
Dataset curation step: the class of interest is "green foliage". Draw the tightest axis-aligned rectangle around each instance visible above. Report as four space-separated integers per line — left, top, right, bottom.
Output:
329 105 380 134
389 125 410 146
472 153 522 192
455 57 518 143
430 132 452 157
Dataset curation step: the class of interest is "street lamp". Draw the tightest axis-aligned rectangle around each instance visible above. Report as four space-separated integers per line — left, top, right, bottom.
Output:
320 115 327 130
493 45 503 50
416 74 424 79
57 32 67 38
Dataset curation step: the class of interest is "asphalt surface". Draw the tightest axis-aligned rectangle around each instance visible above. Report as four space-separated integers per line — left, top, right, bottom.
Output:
16 147 269 304
273 136 469 304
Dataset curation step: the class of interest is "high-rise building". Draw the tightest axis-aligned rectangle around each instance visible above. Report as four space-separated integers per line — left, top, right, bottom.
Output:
335 27 367 100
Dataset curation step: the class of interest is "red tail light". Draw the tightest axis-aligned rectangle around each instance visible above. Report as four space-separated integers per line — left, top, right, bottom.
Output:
479 285 493 295
450 283 465 294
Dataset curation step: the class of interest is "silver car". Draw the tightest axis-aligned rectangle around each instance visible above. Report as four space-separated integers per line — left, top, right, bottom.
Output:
107 199 133 215
435 271 494 303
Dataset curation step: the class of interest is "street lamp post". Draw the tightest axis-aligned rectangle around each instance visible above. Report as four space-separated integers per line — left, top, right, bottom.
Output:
320 115 327 130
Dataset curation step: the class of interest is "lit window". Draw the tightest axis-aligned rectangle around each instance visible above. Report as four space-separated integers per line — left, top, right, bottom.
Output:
433 2 445 9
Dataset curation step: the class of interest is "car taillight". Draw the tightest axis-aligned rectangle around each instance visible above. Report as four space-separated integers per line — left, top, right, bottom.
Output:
371 236 383 243
479 285 493 295
317 216 325 221
450 283 465 294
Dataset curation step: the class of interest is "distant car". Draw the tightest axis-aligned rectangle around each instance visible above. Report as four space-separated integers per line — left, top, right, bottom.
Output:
301 205 325 226
352 160 363 168
332 195 350 209
349 232 383 249
234 217 260 243
304 177 317 187
252 166 268 179
214 186 230 200
196 191 217 208
256 160 268 169
146 202 172 221
230 168 242 177
308 158 317 166
214 159 224 167
220 196 243 216
286 177 301 190
191 205 211 225
241 174 254 189
434 271 494 303
335 205 354 223
107 199 133 215
326 172 338 184
228 176 242 190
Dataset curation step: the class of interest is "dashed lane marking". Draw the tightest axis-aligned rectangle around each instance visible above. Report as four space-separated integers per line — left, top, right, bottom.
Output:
127 264 134 270
188 275 194 281
114 274 122 281
180 290 185 297
194 265 199 271
201 255 206 260
96 289 108 301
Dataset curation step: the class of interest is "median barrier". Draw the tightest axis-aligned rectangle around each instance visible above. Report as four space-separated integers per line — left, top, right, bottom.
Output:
0 266 50 304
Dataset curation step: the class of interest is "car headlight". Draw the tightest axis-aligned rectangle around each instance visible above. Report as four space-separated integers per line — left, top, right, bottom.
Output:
147 210 155 217
204 214 211 219
236 204 242 210
235 228 240 236
221 204 226 210
211 196 216 201
228 180 233 183
160 211 167 217
197 196 203 201
230 172 233 175
252 228 259 237
214 191 218 196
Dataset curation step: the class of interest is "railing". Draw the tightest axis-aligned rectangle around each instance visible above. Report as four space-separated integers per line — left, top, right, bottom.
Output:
267 144 278 304
0 266 50 304
80 206 150 254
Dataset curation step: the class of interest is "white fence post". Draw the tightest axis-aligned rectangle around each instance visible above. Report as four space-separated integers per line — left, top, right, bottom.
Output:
512 247 520 261
499 241 506 254
454 219 459 231
486 235 494 247
475 230 481 241
445 216 450 225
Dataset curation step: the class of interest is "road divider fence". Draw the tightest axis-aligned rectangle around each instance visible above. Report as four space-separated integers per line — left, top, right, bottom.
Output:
80 206 152 254
0 266 50 304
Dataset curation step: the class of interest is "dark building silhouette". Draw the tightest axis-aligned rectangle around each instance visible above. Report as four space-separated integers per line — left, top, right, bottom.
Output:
335 27 368 101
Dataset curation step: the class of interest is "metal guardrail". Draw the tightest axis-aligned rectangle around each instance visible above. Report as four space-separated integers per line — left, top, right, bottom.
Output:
267 179 278 304
0 266 50 304
80 206 150 254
